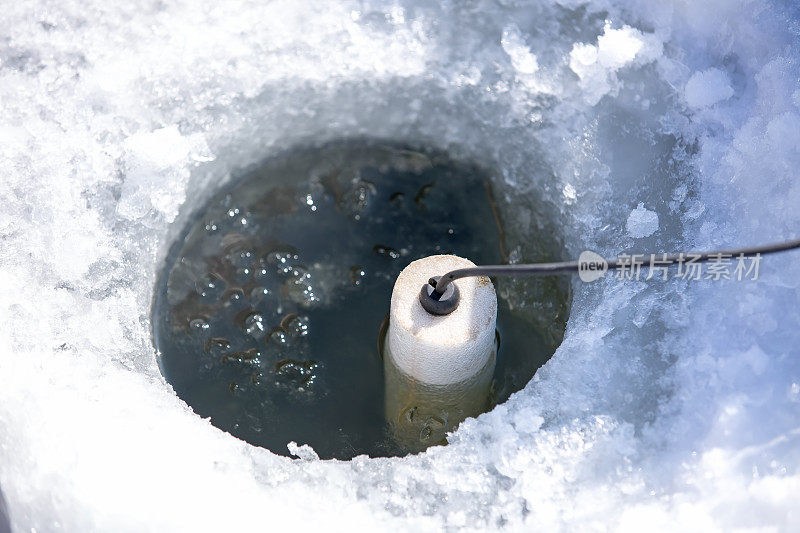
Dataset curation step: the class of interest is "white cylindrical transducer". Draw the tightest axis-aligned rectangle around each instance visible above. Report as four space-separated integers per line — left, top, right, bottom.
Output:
383 255 497 452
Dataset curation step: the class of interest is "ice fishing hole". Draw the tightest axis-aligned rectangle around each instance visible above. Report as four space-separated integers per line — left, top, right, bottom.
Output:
152 140 570 459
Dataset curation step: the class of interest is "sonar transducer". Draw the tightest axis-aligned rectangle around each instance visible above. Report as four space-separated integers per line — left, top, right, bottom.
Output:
383 255 498 450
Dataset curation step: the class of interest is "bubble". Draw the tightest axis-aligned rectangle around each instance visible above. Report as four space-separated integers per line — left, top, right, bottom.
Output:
283 280 319 305
304 193 318 212
274 359 296 374
274 359 319 391
204 337 230 355
204 220 219 233
220 207 251 228
302 374 318 389
195 273 225 301
349 265 366 286
418 415 447 443
373 245 400 259
253 266 271 283
222 348 262 367
426 415 446 429
249 286 275 305
419 426 432 441
232 268 249 285
223 288 245 306
188 318 209 335
339 178 376 218
265 250 300 276
227 248 254 269
282 313 310 337
241 348 261 363
414 182 436 209
243 312 266 338
269 328 288 347
288 265 312 284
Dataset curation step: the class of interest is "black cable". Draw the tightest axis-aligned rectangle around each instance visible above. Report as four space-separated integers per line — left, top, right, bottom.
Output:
428 237 800 298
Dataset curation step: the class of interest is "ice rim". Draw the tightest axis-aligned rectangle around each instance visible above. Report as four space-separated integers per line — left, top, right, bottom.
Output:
0 1 799 531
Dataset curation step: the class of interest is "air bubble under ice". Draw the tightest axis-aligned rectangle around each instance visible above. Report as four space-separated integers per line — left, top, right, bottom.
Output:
0 0 799 531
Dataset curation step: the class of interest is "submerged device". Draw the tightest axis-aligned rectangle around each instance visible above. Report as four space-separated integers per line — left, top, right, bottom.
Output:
385 255 498 450
419 238 800 316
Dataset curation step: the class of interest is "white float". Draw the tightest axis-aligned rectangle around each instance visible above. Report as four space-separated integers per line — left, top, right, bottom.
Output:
384 255 497 451
386 255 496 386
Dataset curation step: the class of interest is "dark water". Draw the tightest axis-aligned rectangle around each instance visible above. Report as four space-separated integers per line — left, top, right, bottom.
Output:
153 141 564 459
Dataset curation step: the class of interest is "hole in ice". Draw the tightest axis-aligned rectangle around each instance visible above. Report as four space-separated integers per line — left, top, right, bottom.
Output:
152 140 569 459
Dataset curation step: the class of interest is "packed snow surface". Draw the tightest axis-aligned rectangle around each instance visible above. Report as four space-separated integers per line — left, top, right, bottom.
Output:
0 0 799 531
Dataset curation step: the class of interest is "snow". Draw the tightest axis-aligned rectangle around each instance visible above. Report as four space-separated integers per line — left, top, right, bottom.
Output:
0 0 799 531
685 68 735 109
119 126 210 221
569 23 663 105
502 25 540 75
626 204 659 238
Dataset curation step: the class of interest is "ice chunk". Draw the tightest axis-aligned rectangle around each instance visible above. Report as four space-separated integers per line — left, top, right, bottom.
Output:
119 127 211 221
124 126 193 170
569 23 663 105
502 25 539 74
626 204 659 238
596 26 646 68
287 441 320 461
684 68 734 109
500 23 556 94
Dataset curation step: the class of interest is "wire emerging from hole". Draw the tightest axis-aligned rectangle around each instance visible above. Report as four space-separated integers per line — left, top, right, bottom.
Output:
420 237 800 315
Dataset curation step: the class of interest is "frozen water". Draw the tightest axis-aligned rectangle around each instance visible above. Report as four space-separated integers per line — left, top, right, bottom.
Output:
569 23 663 105
0 0 799 531
684 68 735 109
626 203 659 238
